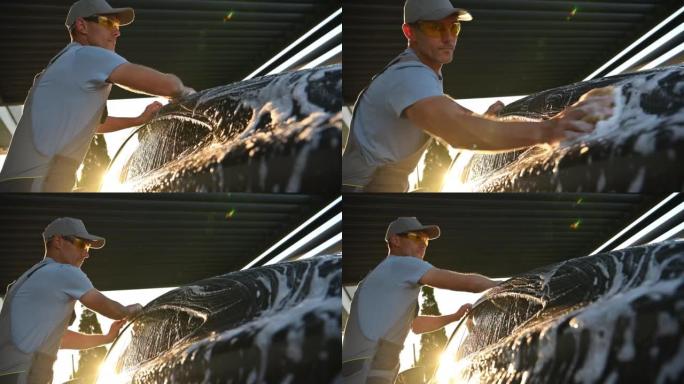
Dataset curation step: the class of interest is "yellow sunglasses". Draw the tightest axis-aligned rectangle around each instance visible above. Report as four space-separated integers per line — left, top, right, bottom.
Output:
63 236 92 251
416 21 461 38
400 232 430 245
83 15 121 30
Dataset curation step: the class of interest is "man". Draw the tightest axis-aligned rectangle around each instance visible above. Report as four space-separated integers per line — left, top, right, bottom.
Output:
342 217 498 384
342 0 615 192
0 217 144 384
0 0 196 192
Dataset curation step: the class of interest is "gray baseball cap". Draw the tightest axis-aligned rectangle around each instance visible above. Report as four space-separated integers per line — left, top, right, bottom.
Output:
43 217 106 249
385 217 441 242
65 0 135 29
404 0 473 24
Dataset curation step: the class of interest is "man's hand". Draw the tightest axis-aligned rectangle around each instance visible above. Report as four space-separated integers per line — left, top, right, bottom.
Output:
484 100 505 118
106 319 127 342
454 303 472 319
170 86 197 104
465 312 476 332
136 101 163 125
181 86 197 97
124 304 143 319
550 86 615 142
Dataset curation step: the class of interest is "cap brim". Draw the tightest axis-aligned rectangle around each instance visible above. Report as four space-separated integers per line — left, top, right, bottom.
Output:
102 7 135 26
422 8 473 22
416 225 440 240
79 234 106 249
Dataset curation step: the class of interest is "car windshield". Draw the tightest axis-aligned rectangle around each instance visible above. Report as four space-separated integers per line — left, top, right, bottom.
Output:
97 307 205 383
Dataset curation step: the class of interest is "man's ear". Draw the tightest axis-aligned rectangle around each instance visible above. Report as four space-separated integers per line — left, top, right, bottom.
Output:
53 235 68 249
402 23 415 42
388 234 400 248
73 18 88 35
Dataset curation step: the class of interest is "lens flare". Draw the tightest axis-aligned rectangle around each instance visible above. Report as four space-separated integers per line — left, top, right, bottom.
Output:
570 219 582 230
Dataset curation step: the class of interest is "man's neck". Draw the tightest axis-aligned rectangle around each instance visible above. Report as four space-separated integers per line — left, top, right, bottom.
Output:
45 252 67 264
407 46 443 76
72 36 88 46
388 252 422 259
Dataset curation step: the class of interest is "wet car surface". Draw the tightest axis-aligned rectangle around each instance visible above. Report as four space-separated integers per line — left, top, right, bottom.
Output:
445 65 684 192
103 65 341 193
96 255 341 384
432 242 684 384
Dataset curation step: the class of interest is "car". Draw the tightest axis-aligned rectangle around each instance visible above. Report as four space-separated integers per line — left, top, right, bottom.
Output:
431 241 684 383
101 65 342 193
445 65 684 192
95 254 341 384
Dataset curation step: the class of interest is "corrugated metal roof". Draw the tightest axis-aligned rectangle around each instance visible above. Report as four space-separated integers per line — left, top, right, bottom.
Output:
343 0 682 104
0 0 340 105
0 193 336 291
342 193 665 284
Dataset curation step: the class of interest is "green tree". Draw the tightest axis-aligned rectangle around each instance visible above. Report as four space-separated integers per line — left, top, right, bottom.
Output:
71 307 107 383
417 141 451 192
416 286 448 379
77 134 111 191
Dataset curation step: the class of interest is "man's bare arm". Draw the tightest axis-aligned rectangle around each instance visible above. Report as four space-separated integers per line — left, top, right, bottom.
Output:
60 330 112 349
411 304 472 334
108 63 194 99
419 268 498 292
404 92 613 151
79 289 142 320
405 96 564 151
411 314 457 334
97 101 163 133
60 319 126 349
97 116 143 133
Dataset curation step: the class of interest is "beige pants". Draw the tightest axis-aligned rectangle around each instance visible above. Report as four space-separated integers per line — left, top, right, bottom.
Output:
343 339 403 384
41 155 79 192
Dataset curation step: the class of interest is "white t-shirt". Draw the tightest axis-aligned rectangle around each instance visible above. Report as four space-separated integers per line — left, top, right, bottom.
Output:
356 255 434 340
342 48 444 187
0 42 128 182
10 258 94 353
343 255 434 362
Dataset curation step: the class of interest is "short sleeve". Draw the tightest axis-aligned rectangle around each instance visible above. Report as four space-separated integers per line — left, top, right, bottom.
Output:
389 257 434 286
75 46 128 90
57 266 95 299
385 66 443 118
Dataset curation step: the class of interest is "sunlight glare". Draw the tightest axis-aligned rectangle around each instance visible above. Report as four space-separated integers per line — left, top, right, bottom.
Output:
99 167 133 192
95 359 131 384
433 352 475 384
441 151 475 192
98 129 140 192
